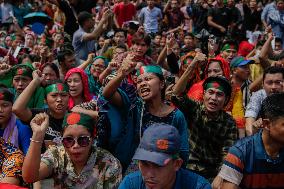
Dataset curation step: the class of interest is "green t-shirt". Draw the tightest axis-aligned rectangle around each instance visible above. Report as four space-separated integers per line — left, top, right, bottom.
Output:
10 87 45 109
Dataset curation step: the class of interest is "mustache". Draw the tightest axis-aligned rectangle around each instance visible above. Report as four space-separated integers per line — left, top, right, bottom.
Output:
144 178 159 184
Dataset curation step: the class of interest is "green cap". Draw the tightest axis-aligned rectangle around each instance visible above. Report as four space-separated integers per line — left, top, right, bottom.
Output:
230 56 254 68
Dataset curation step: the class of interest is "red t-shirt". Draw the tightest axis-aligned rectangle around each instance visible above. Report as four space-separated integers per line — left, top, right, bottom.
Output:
113 2 136 27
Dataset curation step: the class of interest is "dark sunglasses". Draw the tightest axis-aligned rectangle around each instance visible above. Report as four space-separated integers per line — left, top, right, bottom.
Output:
62 136 91 148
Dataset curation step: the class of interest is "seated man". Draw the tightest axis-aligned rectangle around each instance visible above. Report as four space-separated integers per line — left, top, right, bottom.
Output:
172 74 237 181
119 123 211 189
0 137 24 185
219 93 284 189
245 66 284 135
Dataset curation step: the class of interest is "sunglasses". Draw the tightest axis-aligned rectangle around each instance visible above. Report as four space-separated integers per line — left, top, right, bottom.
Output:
62 136 91 148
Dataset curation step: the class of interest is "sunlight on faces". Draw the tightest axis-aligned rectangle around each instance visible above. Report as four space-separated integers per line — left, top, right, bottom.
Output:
66 73 83 97
63 125 93 165
137 73 164 101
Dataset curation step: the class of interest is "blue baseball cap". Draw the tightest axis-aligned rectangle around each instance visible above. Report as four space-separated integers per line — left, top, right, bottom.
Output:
133 124 181 166
230 56 254 68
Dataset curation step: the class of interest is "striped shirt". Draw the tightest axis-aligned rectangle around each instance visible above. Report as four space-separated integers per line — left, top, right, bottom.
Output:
219 130 284 189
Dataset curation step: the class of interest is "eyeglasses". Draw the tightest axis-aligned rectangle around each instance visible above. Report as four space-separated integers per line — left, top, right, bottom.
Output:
62 136 91 148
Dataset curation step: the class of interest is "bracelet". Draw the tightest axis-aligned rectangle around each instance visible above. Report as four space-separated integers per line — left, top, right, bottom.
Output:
30 138 43 144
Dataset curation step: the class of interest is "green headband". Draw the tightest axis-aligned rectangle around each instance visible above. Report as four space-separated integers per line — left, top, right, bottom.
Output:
45 83 69 95
93 56 109 66
183 57 194 65
204 81 225 93
62 112 95 134
221 44 237 51
12 67 33 78
136 65 163 76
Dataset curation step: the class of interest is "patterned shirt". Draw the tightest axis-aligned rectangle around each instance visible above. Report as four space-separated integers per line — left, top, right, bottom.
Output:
41 145 122 189
245 89 267 119
0 137 24 180
171 94 238 180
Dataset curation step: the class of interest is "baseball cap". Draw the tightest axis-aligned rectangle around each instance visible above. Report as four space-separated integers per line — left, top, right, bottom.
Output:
230 56 255 68
133 124 181 166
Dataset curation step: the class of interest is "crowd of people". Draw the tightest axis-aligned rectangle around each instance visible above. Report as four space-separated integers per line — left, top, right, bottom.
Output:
0 0 284 188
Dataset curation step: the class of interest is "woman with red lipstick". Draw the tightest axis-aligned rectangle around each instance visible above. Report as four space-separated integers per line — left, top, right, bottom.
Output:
22 112 122 188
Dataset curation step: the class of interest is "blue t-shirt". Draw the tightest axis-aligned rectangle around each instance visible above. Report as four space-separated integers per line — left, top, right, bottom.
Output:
72 27 96 61
0 119 32 155
119 168 211 189
219 130 284 189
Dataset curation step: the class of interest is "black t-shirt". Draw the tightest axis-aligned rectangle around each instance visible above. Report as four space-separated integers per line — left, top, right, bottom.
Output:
191 4 209 33
208 6 232 37
23 108 64 151
58 0 79 37
243 5 262 31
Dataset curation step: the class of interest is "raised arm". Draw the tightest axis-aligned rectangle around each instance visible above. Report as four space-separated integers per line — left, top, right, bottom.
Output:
77 53 94 70
22 113 52 183
12 70 43 122
258 32 273 69
207 15 226 33
83 9 112 41
173 52 206 95
102 54 137 107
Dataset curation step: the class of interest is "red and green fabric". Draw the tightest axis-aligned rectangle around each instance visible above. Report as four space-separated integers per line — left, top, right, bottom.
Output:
62 112 95 134
136 65 163 76
45 83 69 95
221 43 237 51
204 81 225 93
12 64 34 78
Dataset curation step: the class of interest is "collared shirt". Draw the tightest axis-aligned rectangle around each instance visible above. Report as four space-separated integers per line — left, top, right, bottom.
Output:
138 7 162 34
219 130 284 189
0 137 24 180
41 145 122 189
261 2 277 22
245 89 267 119
118 168 211 189
171 94 238 180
